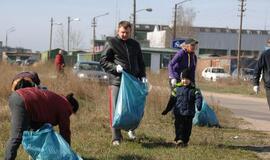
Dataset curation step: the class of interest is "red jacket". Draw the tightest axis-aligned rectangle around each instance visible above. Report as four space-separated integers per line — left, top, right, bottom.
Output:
54 54 65 66
16 87 73 144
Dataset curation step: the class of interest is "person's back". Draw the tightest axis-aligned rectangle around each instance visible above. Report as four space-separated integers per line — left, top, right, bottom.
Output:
16 87 72 126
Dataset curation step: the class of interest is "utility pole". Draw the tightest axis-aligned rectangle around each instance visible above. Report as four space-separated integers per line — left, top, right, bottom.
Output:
132 0 136 39
49 17 53 60
67 16 71 54
173 4 178 40
91 12 109 58
237 0 246 79
173 0 191 40
5 27 15 49
67 16 80 54
92 17 96 54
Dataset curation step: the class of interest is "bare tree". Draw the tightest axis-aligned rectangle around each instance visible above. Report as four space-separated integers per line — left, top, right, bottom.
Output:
54 26 66 50
70 30 83 51
175 6 196 38
54 26 83 51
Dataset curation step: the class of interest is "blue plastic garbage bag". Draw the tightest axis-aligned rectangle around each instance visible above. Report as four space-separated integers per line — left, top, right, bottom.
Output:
112 71 148 131
22 123 82 160
193 99 219 127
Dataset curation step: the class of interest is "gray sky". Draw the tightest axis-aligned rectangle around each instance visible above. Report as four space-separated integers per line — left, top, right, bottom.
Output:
0 0 269 51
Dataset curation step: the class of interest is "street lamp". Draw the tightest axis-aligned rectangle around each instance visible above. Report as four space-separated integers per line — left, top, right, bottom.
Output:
91 12 109 54
49 17 62 60
173 0 191 40
67 16 80 54
5 26 15 48
136 8 152 13
132 0 152 39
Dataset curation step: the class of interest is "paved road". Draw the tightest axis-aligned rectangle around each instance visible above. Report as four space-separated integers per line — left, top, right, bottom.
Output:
202 91 270 132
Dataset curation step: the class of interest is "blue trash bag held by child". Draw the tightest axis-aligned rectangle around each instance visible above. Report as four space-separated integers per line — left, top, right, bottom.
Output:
193 99 219 127
112 71 148 131
22 123 82 160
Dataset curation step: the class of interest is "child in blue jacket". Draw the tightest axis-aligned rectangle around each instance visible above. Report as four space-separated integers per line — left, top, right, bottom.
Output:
162 68 202 147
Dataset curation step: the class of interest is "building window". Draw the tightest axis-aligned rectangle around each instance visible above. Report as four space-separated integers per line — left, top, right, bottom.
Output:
231 29 237 33
205 28 210 32
162 26 169 30
261 31 267 35
215 28 221 33
200 28 205 32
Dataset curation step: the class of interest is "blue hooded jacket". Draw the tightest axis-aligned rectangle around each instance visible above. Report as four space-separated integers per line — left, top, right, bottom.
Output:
162 83 202 117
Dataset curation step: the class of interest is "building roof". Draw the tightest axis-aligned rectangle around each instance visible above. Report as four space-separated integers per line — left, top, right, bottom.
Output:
142 47 177 54
194 26 270 35
135 24 170 32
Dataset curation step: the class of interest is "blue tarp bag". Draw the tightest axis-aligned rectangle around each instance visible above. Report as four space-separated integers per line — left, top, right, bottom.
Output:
22 123 82 160
193 99 219 127
112 71 148 131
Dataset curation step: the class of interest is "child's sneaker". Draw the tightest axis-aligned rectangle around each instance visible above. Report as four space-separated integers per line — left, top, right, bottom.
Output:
112 140 120 146
174 140 183 147
128 130 136 140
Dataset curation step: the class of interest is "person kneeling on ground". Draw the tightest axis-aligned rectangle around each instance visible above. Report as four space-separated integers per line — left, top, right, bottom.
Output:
5 79 79 160
161 68 202 147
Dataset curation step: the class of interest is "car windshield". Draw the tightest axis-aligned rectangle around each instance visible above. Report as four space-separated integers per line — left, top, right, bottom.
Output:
212 68 225 73
79 63 103 71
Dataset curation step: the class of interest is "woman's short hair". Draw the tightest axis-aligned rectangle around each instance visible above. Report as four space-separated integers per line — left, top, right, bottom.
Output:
11 71 41 91
12 78 36 91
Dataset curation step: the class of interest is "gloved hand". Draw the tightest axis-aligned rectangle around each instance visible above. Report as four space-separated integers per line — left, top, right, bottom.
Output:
141 77 148 83
161 110 168 115
253 85 259 94
116 65 123 73
171 78 177 87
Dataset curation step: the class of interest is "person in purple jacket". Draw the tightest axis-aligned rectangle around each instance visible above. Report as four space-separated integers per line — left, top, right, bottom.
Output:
168 38 198 87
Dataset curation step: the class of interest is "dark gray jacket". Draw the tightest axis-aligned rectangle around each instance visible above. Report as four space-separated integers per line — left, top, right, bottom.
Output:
253 49 270 89
100 36 146 86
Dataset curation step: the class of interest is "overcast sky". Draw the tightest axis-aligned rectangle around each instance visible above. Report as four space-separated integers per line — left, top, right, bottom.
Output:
0 0 269 51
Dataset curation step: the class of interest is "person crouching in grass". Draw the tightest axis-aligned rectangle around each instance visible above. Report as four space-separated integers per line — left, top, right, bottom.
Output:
161 68 202 147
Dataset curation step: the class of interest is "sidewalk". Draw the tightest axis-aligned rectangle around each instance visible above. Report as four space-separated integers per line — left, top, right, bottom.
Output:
202 91 270 132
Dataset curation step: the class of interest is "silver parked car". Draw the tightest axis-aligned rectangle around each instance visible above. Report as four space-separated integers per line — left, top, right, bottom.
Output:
232 68 255 81
73 61 109 83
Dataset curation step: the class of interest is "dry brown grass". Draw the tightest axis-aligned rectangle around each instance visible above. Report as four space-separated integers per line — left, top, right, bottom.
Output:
0 63 268 160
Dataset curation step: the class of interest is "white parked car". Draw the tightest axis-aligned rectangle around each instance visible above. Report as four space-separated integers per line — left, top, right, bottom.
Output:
202 67 230 81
